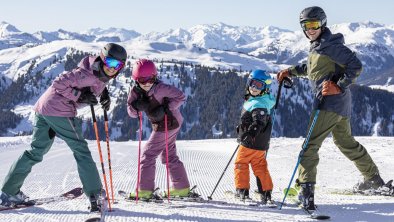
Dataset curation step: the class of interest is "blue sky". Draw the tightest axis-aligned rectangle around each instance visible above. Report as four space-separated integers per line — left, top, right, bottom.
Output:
1 0 393 34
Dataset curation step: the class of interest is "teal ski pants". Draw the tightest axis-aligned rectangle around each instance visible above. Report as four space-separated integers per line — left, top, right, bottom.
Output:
1 113 102 197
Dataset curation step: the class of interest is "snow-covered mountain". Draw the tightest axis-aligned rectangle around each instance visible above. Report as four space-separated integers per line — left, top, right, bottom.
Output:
81 27 141 42
1 21 393 84
0 22 40 49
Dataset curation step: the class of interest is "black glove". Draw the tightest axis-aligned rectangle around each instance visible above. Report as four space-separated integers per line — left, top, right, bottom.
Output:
148 105 166 122
131 99 150 112
77 88 98 105
100 87 110 111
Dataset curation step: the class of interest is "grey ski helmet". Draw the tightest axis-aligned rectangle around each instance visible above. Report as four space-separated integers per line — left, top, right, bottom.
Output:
299 6 327 29
100 43 127 63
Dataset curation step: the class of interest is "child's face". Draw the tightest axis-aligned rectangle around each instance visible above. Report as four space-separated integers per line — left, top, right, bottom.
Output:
249 87 261 96
139 82 154 92
103 65 118 77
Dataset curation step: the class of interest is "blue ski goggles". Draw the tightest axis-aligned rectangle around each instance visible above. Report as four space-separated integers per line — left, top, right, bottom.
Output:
247 78 272 90
103 57 124 71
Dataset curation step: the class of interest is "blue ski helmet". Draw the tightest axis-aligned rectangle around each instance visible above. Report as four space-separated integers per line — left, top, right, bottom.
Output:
247 69 272 91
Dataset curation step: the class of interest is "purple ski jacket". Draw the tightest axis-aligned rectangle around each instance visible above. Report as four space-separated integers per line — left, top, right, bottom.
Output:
34 56 108 117
127 82 186 131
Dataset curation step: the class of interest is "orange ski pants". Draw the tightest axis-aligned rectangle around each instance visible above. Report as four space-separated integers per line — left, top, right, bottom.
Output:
234 145 273 191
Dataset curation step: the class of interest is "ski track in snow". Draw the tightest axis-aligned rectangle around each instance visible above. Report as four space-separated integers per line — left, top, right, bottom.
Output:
0 137 393 222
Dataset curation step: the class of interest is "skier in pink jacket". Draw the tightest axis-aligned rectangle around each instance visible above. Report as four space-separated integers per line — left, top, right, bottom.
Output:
0 43 127 212
127 59 191 199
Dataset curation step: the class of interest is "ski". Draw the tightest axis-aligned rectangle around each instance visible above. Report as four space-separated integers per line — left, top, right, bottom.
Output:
282 192 330 220
0 187 83 212
301 206 330 220
85 217 102 222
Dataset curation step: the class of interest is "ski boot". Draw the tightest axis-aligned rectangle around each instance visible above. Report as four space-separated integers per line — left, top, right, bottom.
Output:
0 190 29 207
259 190 272 204
129 190 155 200
164 185 203 202
354 173 385 192
165 187 190 198
298 182 316 211
89 190 106 212
235 188 250 200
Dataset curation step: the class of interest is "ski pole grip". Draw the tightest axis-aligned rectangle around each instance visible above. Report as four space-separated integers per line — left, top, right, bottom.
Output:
283 77 293 89
90 105 97 123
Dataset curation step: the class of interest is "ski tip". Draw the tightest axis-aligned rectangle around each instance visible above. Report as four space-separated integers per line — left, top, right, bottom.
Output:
85 217 101 222
311 215 331 220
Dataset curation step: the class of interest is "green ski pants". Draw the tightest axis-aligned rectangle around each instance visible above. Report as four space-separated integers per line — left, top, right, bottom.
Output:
1 113 102 197
298 110 379 183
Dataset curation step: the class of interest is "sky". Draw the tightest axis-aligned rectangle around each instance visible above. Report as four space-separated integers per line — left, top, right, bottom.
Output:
1 0 394 34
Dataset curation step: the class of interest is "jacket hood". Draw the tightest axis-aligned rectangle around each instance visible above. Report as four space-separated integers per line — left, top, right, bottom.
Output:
311 28 344 51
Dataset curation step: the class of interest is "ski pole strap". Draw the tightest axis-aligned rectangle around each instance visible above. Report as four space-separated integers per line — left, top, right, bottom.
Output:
274 81 283 110
274 77 293 110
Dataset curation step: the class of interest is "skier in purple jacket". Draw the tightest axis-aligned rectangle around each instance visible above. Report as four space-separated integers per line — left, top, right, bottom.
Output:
0 43 127 212
127 59 191 199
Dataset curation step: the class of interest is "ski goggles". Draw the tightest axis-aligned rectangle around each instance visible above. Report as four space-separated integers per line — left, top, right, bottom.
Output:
247 78 272 90
103 57 124 71
137 76 157 85
301 20 322 31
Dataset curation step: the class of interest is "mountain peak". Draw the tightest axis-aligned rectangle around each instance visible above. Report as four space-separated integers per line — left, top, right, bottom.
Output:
0 21 21 37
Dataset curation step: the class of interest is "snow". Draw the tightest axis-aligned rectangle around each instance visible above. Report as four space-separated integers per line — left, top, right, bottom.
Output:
370 77 394 92
0 137 393 221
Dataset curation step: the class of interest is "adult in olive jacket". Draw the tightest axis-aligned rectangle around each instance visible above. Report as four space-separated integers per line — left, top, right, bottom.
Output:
277 6 387 210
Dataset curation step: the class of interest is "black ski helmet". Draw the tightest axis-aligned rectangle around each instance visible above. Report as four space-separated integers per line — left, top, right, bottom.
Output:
100 43 127 63
299 6 327 29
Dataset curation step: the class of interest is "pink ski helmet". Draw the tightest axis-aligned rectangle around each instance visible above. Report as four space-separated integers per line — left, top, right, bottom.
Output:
131 59 158 83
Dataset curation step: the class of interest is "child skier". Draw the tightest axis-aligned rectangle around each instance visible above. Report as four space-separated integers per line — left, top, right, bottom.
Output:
127 59 191 199
0 43 127 212
234 69 275 204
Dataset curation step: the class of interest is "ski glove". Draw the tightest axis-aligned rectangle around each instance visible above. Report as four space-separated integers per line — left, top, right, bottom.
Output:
131 99 150 112
77 88 98 105
322 81 342 96
277 69 290 82
100 87 111 111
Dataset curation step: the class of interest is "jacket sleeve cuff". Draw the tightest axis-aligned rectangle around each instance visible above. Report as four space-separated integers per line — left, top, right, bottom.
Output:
337 77 353 90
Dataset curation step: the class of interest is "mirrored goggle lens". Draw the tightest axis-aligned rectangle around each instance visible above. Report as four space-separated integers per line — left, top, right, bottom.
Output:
302 21 322 31
104 57 124 70
248 79 268 90
137 76 156 84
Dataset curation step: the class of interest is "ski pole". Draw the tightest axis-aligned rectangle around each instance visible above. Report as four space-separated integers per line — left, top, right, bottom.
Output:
136 111 143 203
279 109 320 210
164 114 170 202
103 110 115 204
208 145 240 200
90 105 112 211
